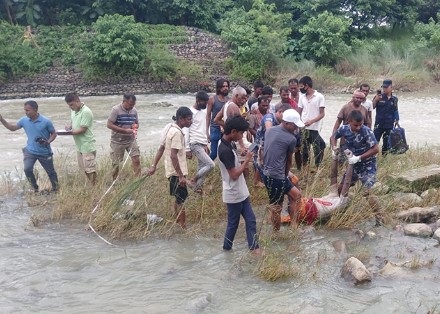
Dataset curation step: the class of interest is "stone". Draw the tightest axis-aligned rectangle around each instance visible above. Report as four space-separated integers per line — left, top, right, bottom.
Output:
388 164 440 192
371 182 390 195
341 257 372 284
396 206 440 223
151 101 173 107
391 192 423 206
429 219 440 231
403 223 433 237
421 188 438 199
332 240 347 254
433 228 440 242
366 231 377 239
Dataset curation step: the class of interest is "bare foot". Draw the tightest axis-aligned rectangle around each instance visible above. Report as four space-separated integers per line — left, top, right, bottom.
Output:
252 248 261 255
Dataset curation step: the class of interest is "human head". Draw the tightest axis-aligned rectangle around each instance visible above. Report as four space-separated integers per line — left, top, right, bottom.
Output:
223 115 249 141
253 80 264 97
347 110 363 132
288 78 299 96
122 93 136 111
172 106 193 128
261 85 274 102
279 86 290 103
216 78 230 96
65 92 82 112
274 103 291 121
282 108 305 132
257 95 270 114
243 86 252 103
24 100 39 119
195 90 209 110
231 86 248 106
359 83 370 97
352 91 365 106
382 79 392 93
299 76 313 94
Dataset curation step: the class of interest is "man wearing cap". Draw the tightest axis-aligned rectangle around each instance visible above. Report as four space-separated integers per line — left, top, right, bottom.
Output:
260 109 305 231
372 79 399 155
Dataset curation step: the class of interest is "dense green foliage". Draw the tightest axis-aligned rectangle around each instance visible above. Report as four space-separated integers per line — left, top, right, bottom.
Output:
1 0 440 84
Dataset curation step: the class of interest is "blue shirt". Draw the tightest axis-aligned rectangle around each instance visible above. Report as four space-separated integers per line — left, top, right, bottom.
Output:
334 125 378 163
17 114 55 156
375 93 399 129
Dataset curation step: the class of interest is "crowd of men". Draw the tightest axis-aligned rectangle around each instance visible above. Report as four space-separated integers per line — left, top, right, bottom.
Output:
0 77 399 254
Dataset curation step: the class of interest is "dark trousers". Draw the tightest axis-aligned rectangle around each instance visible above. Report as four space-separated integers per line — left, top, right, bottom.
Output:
223 197 259 251
301 129 326 167
23 148 58 191
373 128 391 155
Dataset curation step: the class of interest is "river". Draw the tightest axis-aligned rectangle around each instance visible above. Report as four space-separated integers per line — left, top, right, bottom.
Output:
0 93 440 313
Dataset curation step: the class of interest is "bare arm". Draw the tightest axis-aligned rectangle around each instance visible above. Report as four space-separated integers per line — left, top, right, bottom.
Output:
286 152 293 176
107 120 133 135
305 107 325 127
332 118 342 136
170 148 186 186
146 145 165 176
206 95 215 140
226 151 253 181
47 131 57 144
214 108 224 127
71 126 88 135
0 114 21 131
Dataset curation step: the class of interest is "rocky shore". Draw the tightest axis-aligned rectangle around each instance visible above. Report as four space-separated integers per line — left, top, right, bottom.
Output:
0 27 232 100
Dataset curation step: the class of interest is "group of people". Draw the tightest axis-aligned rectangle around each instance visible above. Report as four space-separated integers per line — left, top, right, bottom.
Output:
0 92 142 191
0 77 399 254
146 76 399 254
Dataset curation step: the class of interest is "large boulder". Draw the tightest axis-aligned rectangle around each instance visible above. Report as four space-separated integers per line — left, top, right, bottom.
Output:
403 223 434 237
433 228 440 242
421 188 438 199
391 192 423 207
388 164 440 192
396 206 440 223
341 257 372 284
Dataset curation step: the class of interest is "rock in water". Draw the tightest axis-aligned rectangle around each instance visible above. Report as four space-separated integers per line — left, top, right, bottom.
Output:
396 206 440 223
389 164 440 192
341 257 372 284
433 228 440 242
403 223 433 237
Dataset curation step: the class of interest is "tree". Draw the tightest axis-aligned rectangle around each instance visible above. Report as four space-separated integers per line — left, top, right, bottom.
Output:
300 11 351 66
218 0 291 81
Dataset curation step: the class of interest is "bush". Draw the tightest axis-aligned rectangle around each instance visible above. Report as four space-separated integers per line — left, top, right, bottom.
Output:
218 0 291 81
300 11 351 66
413 15 440 50
82 14 148 77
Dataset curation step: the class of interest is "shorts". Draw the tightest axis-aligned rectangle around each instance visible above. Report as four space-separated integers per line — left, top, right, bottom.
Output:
110 140 140 165
260 171 294 205
77 151 97 173
342 160 376 189
169 176 188 204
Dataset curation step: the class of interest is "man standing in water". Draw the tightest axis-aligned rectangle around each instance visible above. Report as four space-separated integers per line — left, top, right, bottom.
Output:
185 91 215 194
64 92 97 185
0 100 58 193
107 93 140 180
218 115 260 254
147 107 193 229
206 78 229 160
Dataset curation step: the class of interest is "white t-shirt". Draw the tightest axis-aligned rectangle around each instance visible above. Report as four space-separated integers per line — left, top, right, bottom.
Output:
298 90 325 131
362 99 373 112
184 107 208 151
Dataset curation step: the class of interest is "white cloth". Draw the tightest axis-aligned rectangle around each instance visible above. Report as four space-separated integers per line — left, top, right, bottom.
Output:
184 107 208 151
298 90 325 131
362 99 373 112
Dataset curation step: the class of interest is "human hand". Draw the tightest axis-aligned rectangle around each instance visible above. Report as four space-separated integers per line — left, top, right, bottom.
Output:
178 175 186 187
186 151 193 159
348 155 361 164
206 133 210 143
143 166 156 176
65 123 72 131
304 120 313 127
204 145 210 154
331 147 339 160
244 150 254 162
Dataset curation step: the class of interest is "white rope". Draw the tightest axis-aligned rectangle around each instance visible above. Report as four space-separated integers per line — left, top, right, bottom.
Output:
88 132 137 245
